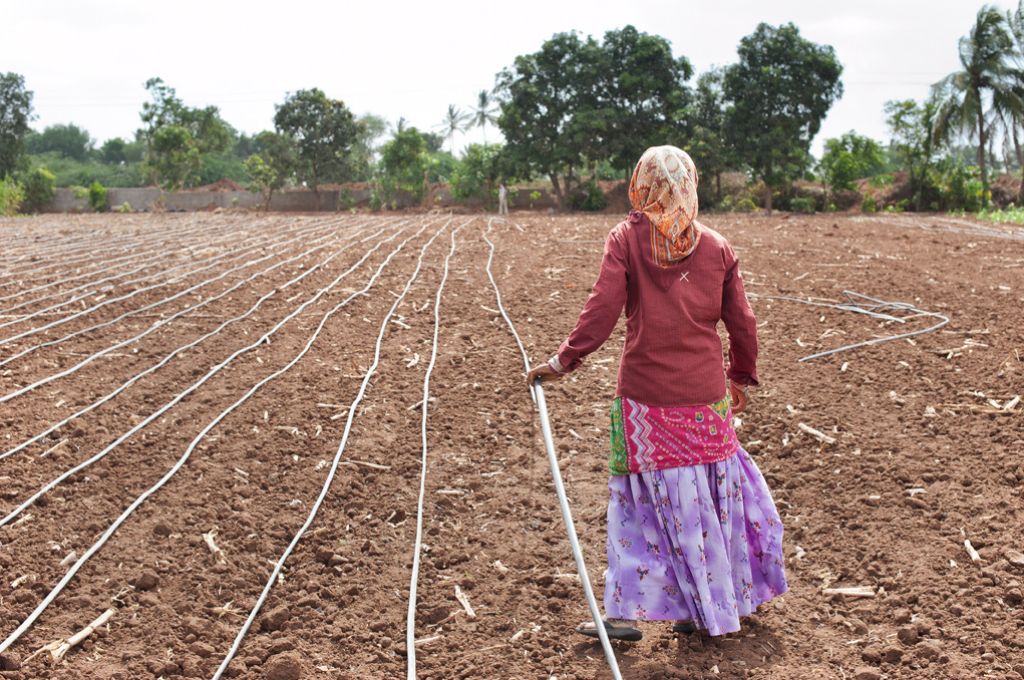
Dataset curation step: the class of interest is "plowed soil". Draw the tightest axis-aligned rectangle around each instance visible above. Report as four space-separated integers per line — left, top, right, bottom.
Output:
1 212 1022 680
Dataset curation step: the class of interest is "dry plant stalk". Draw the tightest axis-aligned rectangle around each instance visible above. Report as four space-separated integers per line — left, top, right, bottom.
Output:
25 608 115 662
964 539 982 563
798 423 836 444
822 586 876 598
203 530 227 564
454 585 476 618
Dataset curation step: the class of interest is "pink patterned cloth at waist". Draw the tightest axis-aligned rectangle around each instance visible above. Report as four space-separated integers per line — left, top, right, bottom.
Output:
609 396 739 475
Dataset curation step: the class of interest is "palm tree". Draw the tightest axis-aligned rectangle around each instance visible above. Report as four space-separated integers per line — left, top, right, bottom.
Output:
471 90 499 146
1000 0 1024 202
932 5 1019 203
438 105 470 155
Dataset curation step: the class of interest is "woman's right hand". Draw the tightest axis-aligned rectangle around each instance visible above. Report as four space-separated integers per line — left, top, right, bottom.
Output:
527 363 562 388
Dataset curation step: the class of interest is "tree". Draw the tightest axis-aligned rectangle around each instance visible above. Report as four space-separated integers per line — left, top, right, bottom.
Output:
439 104 470 155
471 90 499 146
495 27 694 209
592 26 693 173
723 23 844 212
149 125 201 190
274 88 358 210
886 98 940 211
495 31 603 209
0 72 33 177
20 166 55 213
139 78 233 188
379 127 430 203
1000 0 1024 202
100 136 144 164
350 113 388 181
688 68 731 206
450 143 511 206
244 131 295 210
25 124 93 160
820 131 886 193
933 5 1021 204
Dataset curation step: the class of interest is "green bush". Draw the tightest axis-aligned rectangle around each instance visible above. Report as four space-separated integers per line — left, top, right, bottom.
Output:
734 197 758 213
0 176 25 216
117 201 132 213
569 179 607 212
88 181 108 212
861 196 877 213
790 196 816 214
529 190 542 207
21 167 56 213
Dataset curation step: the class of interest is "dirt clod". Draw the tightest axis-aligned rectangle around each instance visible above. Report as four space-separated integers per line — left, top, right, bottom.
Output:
263 652 302 680
133 571 159 591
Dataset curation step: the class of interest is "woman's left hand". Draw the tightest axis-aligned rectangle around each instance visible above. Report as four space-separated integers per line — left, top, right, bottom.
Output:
729 381 749 413
527 363 562 388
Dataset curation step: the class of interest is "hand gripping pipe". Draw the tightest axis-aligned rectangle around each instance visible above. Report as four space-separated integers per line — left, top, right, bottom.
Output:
482 221 622 680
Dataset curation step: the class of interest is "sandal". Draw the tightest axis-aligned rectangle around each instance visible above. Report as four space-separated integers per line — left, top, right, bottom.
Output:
671 621 697 634
575 619 643 642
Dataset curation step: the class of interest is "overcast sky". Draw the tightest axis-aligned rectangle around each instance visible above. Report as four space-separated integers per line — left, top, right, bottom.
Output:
2 0 1018 157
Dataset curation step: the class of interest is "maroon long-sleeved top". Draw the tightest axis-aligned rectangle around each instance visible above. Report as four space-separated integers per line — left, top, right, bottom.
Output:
550 211 759 407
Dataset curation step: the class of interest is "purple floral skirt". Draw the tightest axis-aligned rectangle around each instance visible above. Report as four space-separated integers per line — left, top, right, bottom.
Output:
604 448 788 636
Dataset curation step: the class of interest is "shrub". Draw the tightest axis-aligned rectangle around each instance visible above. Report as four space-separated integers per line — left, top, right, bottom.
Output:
88 181 108 212
569 179 607 212
790 196 816 214
117 201 132 213
861 196 877 213
21 167 56 213
734 197 758 213
71 185 89 200
529 190 542 207
0 176 25 216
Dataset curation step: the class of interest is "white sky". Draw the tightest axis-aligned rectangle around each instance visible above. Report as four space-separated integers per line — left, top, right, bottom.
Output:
2 0 1017 158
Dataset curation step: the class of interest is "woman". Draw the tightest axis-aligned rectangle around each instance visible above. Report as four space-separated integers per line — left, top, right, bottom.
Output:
527 146 787 640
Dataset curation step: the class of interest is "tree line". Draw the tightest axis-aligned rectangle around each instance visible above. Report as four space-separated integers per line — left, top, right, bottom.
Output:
1 6 1020 215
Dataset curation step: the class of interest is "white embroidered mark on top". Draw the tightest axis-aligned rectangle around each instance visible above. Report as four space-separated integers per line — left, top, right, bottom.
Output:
679 271 690 283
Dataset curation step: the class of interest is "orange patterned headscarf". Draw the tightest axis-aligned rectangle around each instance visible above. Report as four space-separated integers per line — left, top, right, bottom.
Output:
628 146 701 267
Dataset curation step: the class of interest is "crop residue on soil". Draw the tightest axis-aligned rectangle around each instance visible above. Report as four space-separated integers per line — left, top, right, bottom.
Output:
0 211 1022 680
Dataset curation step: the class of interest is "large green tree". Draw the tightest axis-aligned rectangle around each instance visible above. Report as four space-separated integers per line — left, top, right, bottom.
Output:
933 5 1021 204
139 78 233 189
723 23 843 212
495 31 602 209
496 27 693 209
274 88 357 209
687 68 731 206
593 26 693 173
0 72 33 177
25 123 93 160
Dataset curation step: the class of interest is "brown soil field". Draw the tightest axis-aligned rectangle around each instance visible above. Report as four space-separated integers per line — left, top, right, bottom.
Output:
0 211 1022 680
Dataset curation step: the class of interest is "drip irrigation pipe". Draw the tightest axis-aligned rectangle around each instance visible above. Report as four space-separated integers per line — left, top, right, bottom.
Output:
482 219 623 680
0 219 344 374
749 289 950 362
0 222 403 524
210 217 458 680
0 223 375 462
405 224 464 679
0 219 434 656
0 217 335 330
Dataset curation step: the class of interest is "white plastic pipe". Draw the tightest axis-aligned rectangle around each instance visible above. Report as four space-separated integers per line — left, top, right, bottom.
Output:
532 380 623 680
